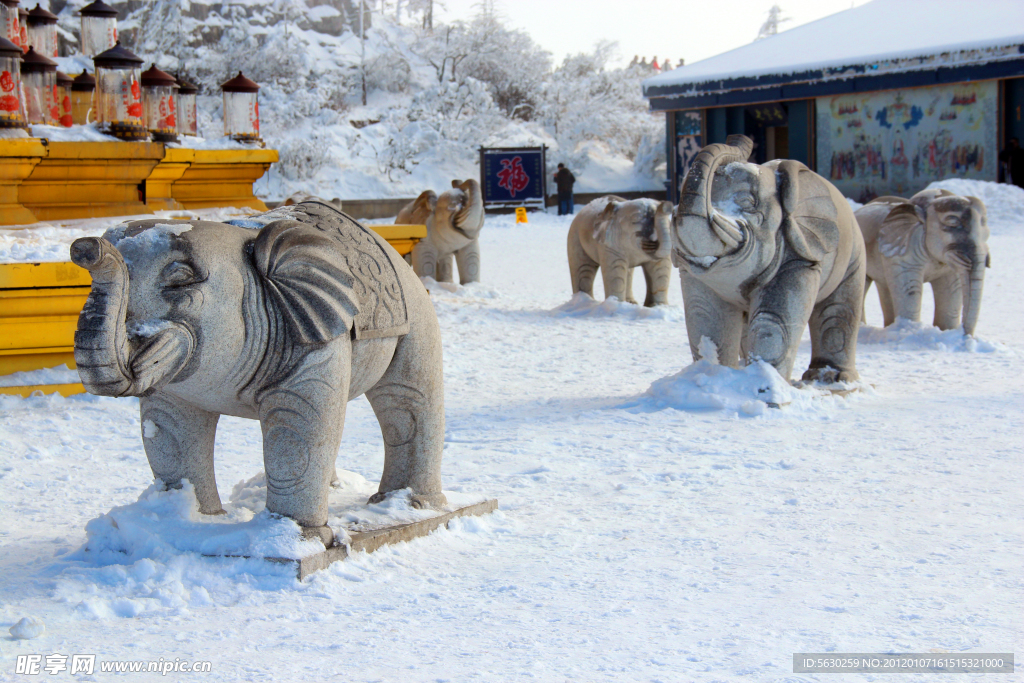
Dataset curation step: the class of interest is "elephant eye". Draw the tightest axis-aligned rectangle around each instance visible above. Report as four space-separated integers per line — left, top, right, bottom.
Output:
940 215 961 229
161 262 198 287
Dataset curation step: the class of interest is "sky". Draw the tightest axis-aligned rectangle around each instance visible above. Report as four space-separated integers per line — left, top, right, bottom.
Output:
435 0 871 69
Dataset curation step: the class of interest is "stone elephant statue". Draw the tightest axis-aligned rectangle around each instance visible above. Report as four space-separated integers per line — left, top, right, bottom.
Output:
398 179 485 284
672 134 865 383
854 188 989 335
70 201 447 545
567 196 674 306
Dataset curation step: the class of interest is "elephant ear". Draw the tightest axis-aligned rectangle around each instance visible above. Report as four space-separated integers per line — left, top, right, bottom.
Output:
594 200 618 245
777 160 840 263
877 202 926 258
252 220 358 345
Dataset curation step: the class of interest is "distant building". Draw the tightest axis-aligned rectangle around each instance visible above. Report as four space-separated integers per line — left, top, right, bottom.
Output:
643 0 1024 203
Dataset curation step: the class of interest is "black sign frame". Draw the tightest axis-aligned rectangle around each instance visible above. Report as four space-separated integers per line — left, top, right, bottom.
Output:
479 146 547 209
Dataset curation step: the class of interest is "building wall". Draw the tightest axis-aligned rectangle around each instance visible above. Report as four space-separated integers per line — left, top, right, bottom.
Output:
1005 77 1024 146
815 80 998 202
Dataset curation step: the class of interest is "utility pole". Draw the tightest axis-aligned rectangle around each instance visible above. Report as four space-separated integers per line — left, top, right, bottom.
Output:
360 0 367 105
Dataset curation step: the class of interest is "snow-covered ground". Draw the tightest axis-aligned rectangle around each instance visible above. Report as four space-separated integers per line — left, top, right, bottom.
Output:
0 195 1022 680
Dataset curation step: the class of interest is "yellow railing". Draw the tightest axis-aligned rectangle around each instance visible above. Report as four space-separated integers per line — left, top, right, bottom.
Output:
0 224 426 396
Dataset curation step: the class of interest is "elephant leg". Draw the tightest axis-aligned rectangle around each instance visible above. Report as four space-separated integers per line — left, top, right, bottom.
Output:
804 263 863 383
435 253 455 283
931 272 962 330
140 391 222 515
747 260 821 382
642 259 671 307
862 276 871 324
875 278 896 327
365 304 446 510
410 240 439 280
600 250 629 302
259 341 348 530
624 268 638 305
455 239 481 284
681 272 744 367
567 233 598 297
886 264 925 324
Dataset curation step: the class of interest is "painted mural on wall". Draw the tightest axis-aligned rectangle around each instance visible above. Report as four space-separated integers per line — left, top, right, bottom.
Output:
815 81 997 202
676 110 703 187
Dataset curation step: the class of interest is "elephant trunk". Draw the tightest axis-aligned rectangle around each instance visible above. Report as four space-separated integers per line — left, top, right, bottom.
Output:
961 257 985 336
673 134 754 261
70 237 135 397
452 179 484 239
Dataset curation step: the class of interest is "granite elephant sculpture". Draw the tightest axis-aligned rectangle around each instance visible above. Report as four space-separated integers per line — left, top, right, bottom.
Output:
672 134 865 383
567 196 675 306
399 179 485 284
854 188 989 335
70 202 447 544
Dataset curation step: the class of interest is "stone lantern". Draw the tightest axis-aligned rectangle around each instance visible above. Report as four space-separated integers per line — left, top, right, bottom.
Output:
0 0 20 49
26 4 56 59
70 69 93 124
220 71 259 142
20 44 56 124
92 41 145 139
140 64 177 141
0 35 24 128
55 68 70 126
175 74 197 137
79 0 117 58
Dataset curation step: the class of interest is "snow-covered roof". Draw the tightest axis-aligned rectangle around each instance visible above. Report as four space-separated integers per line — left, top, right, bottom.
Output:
643 0 1024 99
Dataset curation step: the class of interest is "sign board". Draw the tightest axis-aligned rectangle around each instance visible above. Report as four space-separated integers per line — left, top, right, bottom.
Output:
480 146 547 209
674 111 703 202
515 207 528 223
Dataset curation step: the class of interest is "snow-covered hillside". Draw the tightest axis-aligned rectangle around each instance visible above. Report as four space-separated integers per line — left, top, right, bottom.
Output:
47 0 666 200
0 183 1021 680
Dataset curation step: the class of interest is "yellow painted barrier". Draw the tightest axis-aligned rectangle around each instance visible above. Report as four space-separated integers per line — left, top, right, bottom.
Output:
0 223 427 392
0 141 279 225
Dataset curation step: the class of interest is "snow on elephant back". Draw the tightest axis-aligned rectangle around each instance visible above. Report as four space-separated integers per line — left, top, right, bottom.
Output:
672 134 865 385
69 201 448 548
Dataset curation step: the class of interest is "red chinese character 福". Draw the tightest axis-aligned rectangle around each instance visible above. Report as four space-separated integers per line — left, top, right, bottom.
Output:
496 156 530 198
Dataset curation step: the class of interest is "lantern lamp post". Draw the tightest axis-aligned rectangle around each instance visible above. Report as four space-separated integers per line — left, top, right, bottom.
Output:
55 68 70 126
0 35 24 128
26 4 56 59
220 71 259 142
20 44 56 125
17 7 26 50
79 0 117 58
0 0 19 49
93 41 145 139
70 69 93 124
175 75 197 137
140 64 177 142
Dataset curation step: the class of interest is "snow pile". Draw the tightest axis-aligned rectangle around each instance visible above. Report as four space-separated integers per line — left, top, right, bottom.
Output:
551 292 686 321
29 123 120 142
8 616 45 639
0 364 80 388
859 318 1006 353
925 179 1024 236
79 480 326 562
629 342 843 417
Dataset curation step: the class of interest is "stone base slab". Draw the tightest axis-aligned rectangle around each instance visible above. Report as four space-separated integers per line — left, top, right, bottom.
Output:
239 498 498 580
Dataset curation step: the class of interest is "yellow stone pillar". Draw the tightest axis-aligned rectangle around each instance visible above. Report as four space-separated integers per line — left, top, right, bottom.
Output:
145 147 192 211
171 148 277 211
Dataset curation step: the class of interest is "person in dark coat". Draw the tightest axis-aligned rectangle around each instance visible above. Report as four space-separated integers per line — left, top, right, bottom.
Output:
999 137 1024 188
554 163 576 216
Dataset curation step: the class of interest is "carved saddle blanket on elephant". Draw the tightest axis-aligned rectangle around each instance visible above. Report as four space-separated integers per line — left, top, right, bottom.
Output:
229 202 410 341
